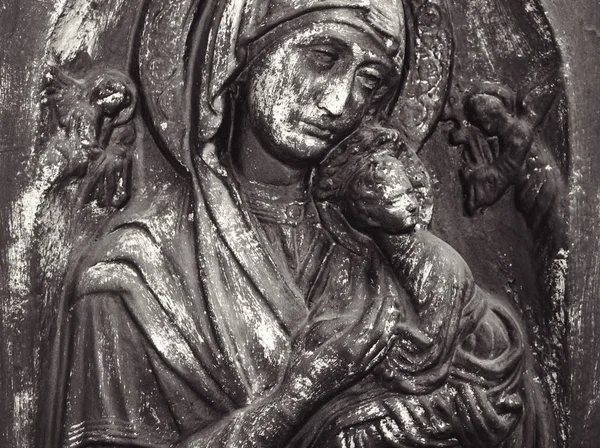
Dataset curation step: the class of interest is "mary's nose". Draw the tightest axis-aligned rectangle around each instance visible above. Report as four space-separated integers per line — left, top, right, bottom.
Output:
317 75 353 117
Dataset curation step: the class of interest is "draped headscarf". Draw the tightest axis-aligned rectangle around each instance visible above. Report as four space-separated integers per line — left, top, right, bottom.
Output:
196 0 405 139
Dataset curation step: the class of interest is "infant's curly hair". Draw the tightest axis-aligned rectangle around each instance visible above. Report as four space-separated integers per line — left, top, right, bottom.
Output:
312 123 408 203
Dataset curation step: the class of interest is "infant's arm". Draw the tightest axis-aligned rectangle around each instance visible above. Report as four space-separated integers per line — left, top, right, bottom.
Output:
373 229 474 312
371 229 480 393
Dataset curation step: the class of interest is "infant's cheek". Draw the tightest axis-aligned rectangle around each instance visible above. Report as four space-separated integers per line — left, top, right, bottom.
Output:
349 200 381 226
347 189 375 212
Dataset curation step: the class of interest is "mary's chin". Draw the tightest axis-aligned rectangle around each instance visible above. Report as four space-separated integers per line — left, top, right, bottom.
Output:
271 133 335 165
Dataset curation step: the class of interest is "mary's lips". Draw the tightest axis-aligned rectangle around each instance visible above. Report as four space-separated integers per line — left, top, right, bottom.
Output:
300 121 335 139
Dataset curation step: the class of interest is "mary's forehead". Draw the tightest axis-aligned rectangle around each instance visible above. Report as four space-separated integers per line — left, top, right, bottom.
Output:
282 22 395 62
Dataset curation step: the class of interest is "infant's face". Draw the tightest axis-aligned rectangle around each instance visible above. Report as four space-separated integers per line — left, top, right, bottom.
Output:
345 152 420 233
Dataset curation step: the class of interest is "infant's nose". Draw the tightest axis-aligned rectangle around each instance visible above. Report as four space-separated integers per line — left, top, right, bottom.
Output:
406 202 418 214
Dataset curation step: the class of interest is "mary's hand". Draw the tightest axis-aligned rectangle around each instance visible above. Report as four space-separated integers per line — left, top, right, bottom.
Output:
323 393 457 448
441 384 523 448
281 295 402 406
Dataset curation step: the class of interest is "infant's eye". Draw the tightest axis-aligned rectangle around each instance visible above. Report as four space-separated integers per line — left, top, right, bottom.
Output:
356 67 383 91
307 47 338 68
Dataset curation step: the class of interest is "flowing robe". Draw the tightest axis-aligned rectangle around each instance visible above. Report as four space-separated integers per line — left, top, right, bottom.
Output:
43 144 555 448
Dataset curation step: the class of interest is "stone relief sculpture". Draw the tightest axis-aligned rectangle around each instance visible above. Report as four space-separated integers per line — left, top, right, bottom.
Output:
30 0 569 446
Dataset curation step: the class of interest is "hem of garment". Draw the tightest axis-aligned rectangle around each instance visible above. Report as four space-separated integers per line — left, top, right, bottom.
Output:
64 418 176 448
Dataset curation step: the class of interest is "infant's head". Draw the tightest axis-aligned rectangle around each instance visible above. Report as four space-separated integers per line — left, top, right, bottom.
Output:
314 124 427 234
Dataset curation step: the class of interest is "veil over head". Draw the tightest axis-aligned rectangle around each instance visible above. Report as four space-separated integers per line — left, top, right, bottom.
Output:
138 0 453 172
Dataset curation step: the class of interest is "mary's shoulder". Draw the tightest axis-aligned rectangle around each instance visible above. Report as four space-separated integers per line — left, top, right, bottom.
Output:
72 181 193 289
115 180 193 240
73 178 194 269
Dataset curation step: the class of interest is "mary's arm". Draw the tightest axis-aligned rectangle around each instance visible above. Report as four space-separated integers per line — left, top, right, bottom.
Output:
177 294 402 448
63 286 402 448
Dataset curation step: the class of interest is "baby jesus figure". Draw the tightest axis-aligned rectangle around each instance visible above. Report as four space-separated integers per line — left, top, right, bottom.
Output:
307 124 462 392
288 123 545 448
309 123 527 406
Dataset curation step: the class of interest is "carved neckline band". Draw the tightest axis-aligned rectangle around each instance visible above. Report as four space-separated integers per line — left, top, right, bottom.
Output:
236 176 311 226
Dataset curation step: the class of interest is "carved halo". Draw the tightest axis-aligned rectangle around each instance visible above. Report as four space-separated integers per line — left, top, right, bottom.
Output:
390 0 453 151
138 0 454 173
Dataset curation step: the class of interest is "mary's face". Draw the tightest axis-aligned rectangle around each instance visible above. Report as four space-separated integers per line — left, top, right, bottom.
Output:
244 22 398 167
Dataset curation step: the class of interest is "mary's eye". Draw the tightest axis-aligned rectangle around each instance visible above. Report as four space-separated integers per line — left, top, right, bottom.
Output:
356 67 383 91
307 47 338 68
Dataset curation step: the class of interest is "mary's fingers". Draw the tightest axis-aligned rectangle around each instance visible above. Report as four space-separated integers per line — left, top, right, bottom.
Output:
473 387 519 431
364 336 398 373
402 401 452 444
417 399 454 439
431 394 454 421
405 400 432 432
496 392 523 414
460 385 506 443
454 388 480 446
377 418 406 448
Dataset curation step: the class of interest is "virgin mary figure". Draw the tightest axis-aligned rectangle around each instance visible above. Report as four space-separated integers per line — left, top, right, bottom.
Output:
36 0 558 447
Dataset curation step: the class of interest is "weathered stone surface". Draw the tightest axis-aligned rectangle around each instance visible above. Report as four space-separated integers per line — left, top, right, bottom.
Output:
0 0 597 447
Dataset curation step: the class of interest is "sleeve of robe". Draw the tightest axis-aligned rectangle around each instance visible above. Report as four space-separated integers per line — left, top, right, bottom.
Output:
62 292 181 447
63 291 306 448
